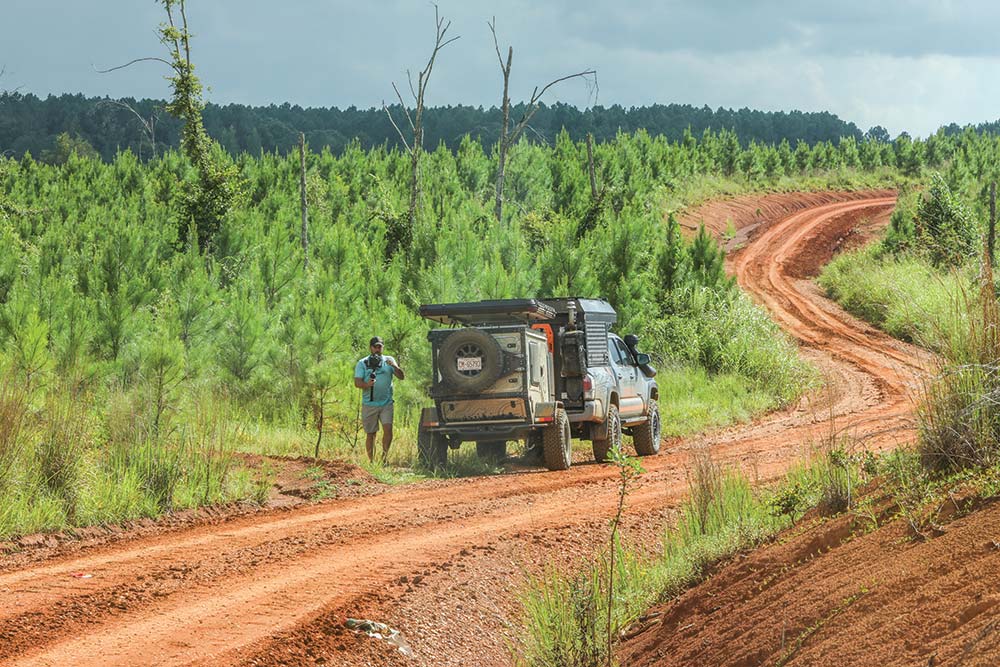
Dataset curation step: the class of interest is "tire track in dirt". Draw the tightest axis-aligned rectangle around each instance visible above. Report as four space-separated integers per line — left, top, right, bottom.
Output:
0 191 926 666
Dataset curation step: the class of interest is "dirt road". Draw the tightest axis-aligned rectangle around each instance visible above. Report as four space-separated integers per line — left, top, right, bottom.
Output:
0 192 924 666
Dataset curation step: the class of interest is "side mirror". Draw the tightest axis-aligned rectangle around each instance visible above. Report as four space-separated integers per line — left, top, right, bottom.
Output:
635 352 651 366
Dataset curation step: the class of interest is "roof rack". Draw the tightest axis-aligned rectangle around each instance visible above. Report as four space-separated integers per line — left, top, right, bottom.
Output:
418 299 557 326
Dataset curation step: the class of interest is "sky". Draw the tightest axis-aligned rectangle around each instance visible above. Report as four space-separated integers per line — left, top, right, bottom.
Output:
4 0 999 137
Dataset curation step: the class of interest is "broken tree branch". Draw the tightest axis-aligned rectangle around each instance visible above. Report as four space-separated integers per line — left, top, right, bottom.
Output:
385 3 459 232
93 57 173 74
383 100 413 155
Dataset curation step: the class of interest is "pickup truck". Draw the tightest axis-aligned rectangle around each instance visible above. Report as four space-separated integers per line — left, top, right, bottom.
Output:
416 297 661 470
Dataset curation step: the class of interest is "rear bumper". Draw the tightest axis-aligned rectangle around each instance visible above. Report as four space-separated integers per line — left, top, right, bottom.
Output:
567 399 603 424
426 422 536 441
419 399 602 441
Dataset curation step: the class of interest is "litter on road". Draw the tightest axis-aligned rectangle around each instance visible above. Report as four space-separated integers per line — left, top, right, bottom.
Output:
344 617 414 658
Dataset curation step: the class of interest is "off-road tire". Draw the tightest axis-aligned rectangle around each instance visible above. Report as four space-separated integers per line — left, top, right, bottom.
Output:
417 425 448 469
633 399 661 456
475 440 507 462
592 404 622 462
437 328 503 394
542 408 572 471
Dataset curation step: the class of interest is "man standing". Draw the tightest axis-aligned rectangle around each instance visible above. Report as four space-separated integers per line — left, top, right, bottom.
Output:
354 336 404 463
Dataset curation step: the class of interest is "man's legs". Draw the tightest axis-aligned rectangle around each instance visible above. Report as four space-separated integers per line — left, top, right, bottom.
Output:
362 404 380 462
379 403 395 463
381 424 393 463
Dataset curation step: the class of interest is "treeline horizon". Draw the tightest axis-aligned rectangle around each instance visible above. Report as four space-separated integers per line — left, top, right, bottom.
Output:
1 91 880 163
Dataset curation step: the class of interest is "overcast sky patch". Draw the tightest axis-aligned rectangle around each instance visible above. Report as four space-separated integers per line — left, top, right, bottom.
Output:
4 0 1000 137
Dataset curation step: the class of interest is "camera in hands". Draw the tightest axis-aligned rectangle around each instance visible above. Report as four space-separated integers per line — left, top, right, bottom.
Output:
364 353 382 400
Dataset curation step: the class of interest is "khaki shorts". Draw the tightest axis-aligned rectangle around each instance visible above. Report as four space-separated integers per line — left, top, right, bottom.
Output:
362 402 394 434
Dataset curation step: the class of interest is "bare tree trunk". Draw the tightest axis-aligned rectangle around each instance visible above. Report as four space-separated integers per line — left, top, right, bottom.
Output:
586 132 597 199
149 112 156 159
990 181 996 268
409 129 422 229
493 141 507 222
493 44 512 222
299 132 309 271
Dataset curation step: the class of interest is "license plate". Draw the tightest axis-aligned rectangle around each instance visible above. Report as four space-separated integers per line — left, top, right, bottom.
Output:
457 357 482 371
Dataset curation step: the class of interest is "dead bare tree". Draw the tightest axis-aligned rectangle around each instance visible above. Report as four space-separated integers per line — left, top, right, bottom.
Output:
489 18 597 222
299 132 309 271
383 5 459 231
586 132 598 199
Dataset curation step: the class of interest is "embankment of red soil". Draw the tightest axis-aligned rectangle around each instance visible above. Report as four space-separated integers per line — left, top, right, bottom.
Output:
619 497 1000 667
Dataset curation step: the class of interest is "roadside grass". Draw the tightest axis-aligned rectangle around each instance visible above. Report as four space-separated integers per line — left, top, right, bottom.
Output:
650 286 820 409
513 446 861 667
916 258 1000 473
514 437 1000 667
818 244 970 350
818 227 1000 475
657 365 776 436
0 378 263 541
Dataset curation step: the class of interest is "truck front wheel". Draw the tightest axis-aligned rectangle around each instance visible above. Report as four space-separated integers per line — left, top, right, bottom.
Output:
592 404 622 462
632 399 661 456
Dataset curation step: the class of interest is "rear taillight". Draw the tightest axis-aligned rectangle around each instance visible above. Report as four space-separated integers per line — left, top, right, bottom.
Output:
582 374 594 399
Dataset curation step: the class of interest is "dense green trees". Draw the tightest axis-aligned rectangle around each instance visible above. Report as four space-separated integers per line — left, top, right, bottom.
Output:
0 126 906 420
0 93 873 163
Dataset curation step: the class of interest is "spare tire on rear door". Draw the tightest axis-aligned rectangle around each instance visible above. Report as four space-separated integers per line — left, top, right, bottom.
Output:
437 328 504 394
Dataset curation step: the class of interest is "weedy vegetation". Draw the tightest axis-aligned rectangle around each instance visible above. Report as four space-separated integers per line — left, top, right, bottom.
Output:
513 446 866 667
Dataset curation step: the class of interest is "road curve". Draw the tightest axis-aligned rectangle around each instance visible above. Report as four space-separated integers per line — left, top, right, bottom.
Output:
0 192 927 667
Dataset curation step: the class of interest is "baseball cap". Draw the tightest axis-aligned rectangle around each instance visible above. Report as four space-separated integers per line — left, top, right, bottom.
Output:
369 336 384 347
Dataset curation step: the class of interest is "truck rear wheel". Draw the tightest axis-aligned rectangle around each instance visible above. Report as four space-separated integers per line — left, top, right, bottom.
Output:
417 425 448 469
475 440 507 462
542 408 572 471
592 404 622 462
632 399 661 456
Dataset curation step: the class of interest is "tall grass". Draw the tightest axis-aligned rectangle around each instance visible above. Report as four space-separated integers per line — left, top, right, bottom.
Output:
649 286 818 406
818 244 970 349
513 450 852 667
917 257 1000 472
0 374 260 540
821 237 1000 473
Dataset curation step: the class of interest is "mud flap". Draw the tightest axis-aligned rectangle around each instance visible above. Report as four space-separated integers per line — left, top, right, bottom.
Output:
533 401 560 424
419 407 439 427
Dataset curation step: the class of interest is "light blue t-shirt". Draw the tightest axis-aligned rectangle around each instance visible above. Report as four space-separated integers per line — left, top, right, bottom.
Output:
354 355 397 407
